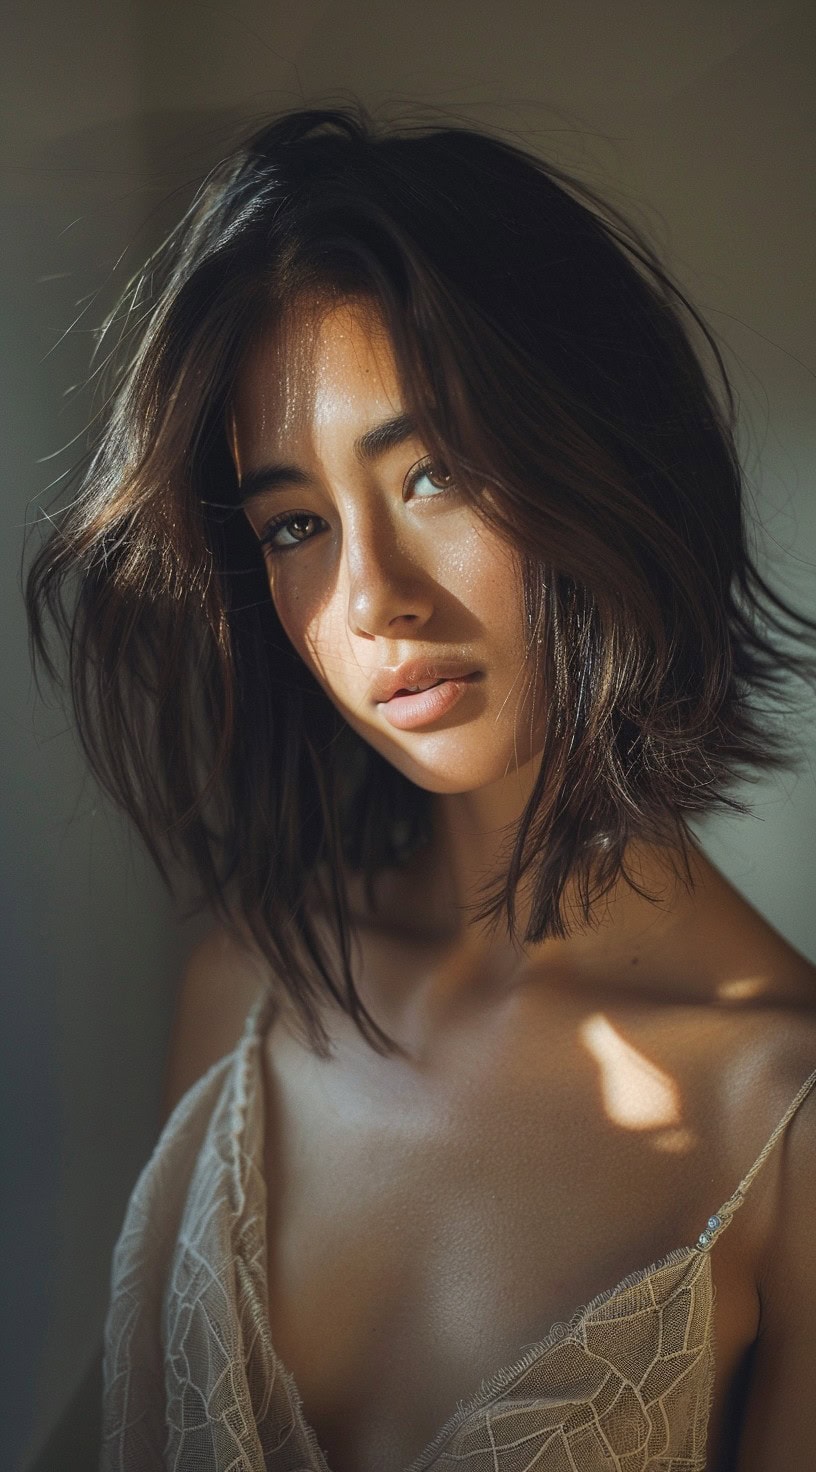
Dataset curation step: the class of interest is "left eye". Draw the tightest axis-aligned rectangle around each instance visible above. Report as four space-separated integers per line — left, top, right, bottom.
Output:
404 458 455 499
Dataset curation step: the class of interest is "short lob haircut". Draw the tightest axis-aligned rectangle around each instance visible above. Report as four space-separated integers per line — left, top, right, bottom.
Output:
25 100 816 1058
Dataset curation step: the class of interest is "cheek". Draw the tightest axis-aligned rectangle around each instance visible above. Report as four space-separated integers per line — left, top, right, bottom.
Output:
267 566 349 681
448 522 526 638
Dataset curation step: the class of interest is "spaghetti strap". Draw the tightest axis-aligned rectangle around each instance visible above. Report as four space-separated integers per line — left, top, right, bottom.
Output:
695 1063 816 1252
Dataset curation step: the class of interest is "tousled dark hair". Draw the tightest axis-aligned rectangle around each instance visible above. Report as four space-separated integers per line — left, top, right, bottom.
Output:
25 98 816 1058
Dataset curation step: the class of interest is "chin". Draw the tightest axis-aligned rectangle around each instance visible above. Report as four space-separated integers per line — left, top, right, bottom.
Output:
348 717 532 795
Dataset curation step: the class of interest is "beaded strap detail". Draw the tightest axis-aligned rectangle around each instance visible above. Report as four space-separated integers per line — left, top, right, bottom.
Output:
695 1064 816 1252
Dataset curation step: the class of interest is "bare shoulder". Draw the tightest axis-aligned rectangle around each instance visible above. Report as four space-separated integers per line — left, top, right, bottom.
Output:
676 850 816 1140
744 991 816 1202
726 984 816 1464
731 942 816 1123
159 923 269 1126
710 934 816 1187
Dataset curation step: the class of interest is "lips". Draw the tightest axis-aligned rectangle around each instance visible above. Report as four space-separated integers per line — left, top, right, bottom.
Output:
393 678 445 696
371 659 479 705
377 675 478 731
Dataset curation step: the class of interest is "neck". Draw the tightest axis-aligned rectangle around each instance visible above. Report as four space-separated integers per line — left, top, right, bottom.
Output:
387 757 700 1001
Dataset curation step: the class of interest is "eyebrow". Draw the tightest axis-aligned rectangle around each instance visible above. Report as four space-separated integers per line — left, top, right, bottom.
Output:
237 410 420 505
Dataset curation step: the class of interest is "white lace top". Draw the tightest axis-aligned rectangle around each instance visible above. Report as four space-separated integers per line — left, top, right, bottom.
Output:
99 991 816 1471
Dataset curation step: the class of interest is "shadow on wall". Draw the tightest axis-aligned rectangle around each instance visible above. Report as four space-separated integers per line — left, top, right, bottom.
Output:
25 1348 103 1472
6 109 231 1472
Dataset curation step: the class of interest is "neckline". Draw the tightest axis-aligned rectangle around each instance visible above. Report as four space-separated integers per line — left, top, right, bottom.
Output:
244 993 714 1472
242 993 816 1472
278 1237 709 1472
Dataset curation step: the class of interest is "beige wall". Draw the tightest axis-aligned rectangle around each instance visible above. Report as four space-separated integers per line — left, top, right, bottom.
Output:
7 2 815 1464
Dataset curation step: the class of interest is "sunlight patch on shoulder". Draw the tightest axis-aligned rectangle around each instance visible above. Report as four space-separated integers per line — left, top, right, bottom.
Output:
717 975 764 1002
579 1013 692 1147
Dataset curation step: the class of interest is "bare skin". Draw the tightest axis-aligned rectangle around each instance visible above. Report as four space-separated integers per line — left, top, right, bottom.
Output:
250 840 816 1472
165 847 816 1471
210 292 816 1469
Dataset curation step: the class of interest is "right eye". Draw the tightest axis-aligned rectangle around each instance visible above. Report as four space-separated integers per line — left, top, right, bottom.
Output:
258 511 325 553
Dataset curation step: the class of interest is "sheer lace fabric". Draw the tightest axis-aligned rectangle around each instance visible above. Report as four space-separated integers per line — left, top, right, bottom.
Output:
100 994 816 1471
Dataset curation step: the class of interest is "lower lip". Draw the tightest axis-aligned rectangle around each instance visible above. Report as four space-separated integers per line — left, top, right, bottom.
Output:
377 675 478 730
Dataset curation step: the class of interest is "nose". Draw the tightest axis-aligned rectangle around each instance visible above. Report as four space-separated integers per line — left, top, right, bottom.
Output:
344 513 434 638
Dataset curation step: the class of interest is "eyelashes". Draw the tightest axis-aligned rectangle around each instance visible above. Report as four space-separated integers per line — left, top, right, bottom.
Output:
258 509 322 554
257 455 456 555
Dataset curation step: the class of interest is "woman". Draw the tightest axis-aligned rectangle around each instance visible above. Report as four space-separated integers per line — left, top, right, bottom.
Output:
26 101 816 1469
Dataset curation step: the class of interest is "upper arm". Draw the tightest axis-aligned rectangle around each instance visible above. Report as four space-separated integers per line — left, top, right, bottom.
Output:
734 1078 816 1466
159 925 267 1127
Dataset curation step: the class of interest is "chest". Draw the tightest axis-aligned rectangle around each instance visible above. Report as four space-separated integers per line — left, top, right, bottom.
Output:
261 1010 760 1472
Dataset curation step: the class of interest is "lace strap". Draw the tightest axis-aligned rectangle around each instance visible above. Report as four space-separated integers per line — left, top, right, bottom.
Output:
244 984 280 1043
695 1063 816 1252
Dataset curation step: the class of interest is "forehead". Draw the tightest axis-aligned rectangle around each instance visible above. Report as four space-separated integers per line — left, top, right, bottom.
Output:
230 294 402 455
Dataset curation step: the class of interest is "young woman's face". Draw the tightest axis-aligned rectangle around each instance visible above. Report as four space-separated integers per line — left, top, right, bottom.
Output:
230 295 544 794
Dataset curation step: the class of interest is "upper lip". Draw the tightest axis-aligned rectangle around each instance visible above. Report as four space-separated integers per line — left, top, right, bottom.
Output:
371 659 478 704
